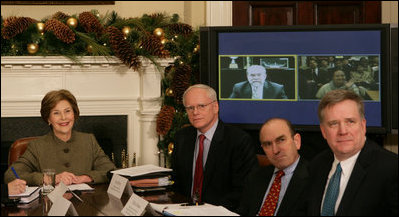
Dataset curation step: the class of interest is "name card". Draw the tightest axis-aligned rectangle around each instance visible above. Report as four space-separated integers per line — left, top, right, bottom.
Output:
47 181 68 203
48 196 78 216
107 174 133 199
121 193 149 216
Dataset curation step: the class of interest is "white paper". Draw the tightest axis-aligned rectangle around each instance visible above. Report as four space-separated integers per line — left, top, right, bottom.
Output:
107 174 132 199
67 183 94 191
47 197 71 216
111 164 172 177
9 186 39 197
121 193 149 216
47 181 68 203
163 204 239 216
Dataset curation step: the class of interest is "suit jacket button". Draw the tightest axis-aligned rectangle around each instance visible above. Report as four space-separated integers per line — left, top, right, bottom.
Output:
65 163 70 168
64 148 69 153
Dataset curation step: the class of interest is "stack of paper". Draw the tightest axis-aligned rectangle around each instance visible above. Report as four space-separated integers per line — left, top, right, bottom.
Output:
9 186 40 204
111 164 173 193
149 203 239 216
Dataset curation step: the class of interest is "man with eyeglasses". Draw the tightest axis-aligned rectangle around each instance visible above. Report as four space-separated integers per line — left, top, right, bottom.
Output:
238 118 309 216
172 84 257 211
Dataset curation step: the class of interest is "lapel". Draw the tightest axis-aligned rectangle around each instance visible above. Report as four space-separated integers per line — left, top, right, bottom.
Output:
263 81 275 98
183 127 198 187
242 82 252 98
311 152 334 214
202 121 224 190
277 158 309 215
336 141 371 215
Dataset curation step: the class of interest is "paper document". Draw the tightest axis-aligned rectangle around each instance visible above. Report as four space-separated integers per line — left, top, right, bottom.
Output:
162 203 239 216
9 186 39 197
150 203 239 216
111 164 172 177
67 183 94 191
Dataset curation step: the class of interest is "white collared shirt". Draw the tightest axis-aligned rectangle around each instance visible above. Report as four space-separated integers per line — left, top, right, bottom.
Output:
251 84 264 99
321 151 360 214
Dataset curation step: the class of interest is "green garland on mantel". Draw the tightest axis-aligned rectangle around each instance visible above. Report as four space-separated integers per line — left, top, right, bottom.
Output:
1 10 200 166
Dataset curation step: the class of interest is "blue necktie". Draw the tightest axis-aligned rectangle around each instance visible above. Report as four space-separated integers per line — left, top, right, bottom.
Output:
321 163 342 216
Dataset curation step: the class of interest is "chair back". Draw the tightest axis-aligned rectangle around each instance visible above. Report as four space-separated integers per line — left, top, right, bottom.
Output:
8 137 37 167
257 154 272 167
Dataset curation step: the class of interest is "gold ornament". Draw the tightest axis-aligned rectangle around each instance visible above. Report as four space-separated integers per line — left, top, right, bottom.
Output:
160 37 167 45
165 88 174 97
122 26 131 37
153 28 164 37
86 45 93 53
168 142 174 154
66 17 78 28
36 22 45 33
193 44 200 53
27 43 39 54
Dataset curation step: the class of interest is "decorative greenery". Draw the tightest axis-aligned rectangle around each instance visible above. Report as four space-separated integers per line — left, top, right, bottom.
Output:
1 10 200 166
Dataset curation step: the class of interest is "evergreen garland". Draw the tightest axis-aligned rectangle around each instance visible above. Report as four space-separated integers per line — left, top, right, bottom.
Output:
1 11 200 166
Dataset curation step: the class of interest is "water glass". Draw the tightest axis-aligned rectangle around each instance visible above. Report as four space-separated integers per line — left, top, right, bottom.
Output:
42 169 55 195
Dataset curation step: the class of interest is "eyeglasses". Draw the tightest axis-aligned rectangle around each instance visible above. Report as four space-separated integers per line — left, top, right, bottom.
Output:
185 100 216 113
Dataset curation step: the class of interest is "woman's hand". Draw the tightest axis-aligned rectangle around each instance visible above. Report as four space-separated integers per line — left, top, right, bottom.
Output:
56 172 77 185
73 175 93 184
8 179 27 195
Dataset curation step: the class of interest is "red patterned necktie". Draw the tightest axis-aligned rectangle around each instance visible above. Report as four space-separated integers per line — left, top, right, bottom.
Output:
193 134 206 202
258 170 285 216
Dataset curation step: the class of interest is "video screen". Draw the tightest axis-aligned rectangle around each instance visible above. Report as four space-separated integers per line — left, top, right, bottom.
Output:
217 30 384 127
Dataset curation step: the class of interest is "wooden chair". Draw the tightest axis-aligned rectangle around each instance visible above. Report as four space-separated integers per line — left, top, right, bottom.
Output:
8 137 37 167
256 154 271 167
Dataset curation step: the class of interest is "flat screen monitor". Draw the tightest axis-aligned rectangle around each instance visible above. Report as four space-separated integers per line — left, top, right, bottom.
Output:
200 24 391 133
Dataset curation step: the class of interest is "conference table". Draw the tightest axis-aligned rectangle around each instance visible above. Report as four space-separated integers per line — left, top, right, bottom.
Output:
1 184 188 216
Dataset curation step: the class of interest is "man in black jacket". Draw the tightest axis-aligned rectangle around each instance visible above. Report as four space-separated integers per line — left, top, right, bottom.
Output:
172 84 257 211
238 118 309 216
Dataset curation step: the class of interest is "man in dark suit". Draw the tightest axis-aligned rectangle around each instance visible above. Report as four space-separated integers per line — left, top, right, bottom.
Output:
229 65 288 99
238 118 309 216
305 89 398 216
172 84 257 211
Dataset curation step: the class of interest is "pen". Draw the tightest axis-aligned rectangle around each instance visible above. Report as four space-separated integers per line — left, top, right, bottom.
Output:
69 189 84 202
11 166 20 179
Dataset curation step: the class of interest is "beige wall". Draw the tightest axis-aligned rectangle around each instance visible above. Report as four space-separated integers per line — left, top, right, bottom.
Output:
382 1 398 24
1 1 206 28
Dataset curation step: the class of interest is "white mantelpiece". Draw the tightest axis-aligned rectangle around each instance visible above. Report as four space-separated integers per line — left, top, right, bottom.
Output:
1 56 172 166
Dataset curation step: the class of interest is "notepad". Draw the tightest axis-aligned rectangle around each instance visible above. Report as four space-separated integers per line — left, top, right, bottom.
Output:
9 186 39 197
9 186 40 204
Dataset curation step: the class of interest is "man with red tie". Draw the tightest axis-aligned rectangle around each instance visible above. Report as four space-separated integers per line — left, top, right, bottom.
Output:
238 118 309 216
172 84 257 211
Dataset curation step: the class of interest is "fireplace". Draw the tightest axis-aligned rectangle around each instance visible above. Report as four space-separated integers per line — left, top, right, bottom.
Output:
1 56 172 177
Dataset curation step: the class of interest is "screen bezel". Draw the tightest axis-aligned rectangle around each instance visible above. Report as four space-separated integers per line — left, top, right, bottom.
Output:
200 24 391 134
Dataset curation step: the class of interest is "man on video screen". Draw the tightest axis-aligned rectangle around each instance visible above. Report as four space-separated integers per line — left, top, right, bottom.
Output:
229 65 288 99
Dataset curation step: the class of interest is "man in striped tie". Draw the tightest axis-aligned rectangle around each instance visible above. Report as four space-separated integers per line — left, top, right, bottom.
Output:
306 89 398 216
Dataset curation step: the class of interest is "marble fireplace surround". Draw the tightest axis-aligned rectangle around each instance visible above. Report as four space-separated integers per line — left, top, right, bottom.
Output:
1 56 172 166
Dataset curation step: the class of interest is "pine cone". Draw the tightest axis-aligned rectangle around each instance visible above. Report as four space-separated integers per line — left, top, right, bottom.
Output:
79 11 105 37
172 64 192 104
106 26 141 70
167 23 193 36
44 19 75 44
156 105 176 136
140 34 169 58
52 11 70 21
2 16 36 39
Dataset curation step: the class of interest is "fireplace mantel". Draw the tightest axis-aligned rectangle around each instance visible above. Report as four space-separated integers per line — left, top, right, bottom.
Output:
1 56 172 166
